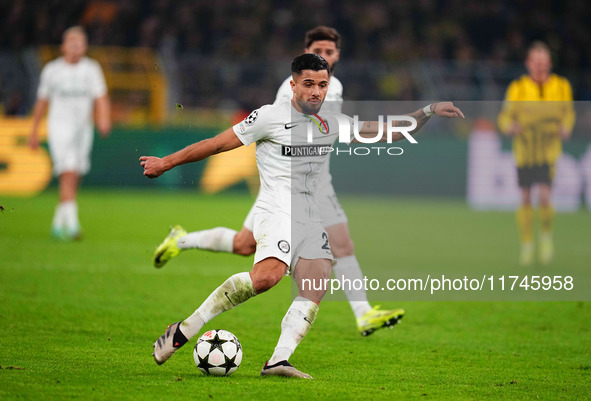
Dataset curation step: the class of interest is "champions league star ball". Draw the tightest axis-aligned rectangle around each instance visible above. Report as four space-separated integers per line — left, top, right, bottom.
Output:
194 330 242 376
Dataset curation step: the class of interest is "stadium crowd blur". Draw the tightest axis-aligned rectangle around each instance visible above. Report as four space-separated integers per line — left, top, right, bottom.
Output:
1 0 591 115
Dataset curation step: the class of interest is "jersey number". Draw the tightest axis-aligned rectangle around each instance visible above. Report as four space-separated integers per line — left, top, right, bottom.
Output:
321 232 330 250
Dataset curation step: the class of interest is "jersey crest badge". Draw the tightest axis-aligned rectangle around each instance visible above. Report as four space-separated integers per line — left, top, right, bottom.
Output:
278 240 290 254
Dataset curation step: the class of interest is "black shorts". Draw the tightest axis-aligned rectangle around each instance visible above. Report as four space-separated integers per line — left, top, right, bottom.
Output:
517 164 554 188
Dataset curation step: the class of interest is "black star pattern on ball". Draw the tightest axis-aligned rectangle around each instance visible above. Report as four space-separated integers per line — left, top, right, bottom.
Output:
204 332 229 351
228 333 242 352
223 353 239 375
197 354 216 375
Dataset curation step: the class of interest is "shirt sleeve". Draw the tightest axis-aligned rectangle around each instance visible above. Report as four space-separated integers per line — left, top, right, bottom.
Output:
497 80 519 134
232 105 273 146
89 60 107 99
273 77 292 105
561 78 576 132
37 64 51 100
332 77 344 103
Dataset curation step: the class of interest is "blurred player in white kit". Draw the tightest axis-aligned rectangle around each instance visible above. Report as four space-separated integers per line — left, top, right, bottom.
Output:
29 26 111 240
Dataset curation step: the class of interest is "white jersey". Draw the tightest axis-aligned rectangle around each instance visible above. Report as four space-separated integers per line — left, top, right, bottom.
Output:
275 75 343 195
233 100 353 224
37 56 106 132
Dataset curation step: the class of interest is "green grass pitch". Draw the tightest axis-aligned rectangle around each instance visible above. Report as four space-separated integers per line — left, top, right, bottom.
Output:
1 189 589 400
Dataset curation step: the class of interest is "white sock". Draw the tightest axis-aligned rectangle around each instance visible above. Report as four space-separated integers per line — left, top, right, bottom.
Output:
178 227 237 253
268 296 319 365
180 272 256 339
52 203 66 230
333 255 372 319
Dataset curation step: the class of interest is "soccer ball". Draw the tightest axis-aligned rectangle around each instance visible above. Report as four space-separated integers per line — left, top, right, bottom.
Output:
194 329 242 376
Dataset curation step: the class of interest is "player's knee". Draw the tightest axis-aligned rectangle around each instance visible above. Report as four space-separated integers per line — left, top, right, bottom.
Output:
318 263 333 283
521 191 532 206
251 272 283 293
234 242 256 256
250 260 285 293
538 186 552 207
233 231 256 256
298 262 333 302
330 237 355 258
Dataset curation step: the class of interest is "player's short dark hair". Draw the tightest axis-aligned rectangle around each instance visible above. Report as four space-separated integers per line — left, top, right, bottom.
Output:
305 26 341 50
291 53 331 76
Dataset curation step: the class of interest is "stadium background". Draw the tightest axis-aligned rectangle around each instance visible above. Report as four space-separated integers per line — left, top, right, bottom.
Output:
1 2 591 399
1 0 591 205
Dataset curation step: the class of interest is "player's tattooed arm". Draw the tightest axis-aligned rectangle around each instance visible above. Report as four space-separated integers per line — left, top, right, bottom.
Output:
357 102 465 142
140 128 243 178
398 106 432 136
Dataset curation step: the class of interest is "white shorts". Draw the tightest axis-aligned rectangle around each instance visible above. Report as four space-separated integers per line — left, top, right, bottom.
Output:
48 123 93 176
316 181 348 227
242 192 261 232
243 183 347 232
252 212 334 275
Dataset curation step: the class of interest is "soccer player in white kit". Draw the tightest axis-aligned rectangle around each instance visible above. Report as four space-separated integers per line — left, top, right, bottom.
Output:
141 54 464 377
153 26 404 336
29 26 111 240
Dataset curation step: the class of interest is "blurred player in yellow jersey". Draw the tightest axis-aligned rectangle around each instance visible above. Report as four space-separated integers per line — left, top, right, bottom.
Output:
498 42 575 265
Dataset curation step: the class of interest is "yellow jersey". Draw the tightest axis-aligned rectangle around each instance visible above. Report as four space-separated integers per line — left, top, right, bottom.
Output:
497 74 575 167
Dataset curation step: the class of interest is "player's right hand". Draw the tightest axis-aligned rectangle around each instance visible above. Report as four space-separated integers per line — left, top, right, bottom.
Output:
433 102 465 119
140 156 166 178
28 134 40 150
508 121 522 136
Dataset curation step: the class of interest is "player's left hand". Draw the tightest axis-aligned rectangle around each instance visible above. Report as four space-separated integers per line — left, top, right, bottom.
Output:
140 156 166 178
559 124 571 141
433 102 465 119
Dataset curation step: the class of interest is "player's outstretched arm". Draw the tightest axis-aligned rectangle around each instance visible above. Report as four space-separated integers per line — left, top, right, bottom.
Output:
140 127 243 179
356 102 465 143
